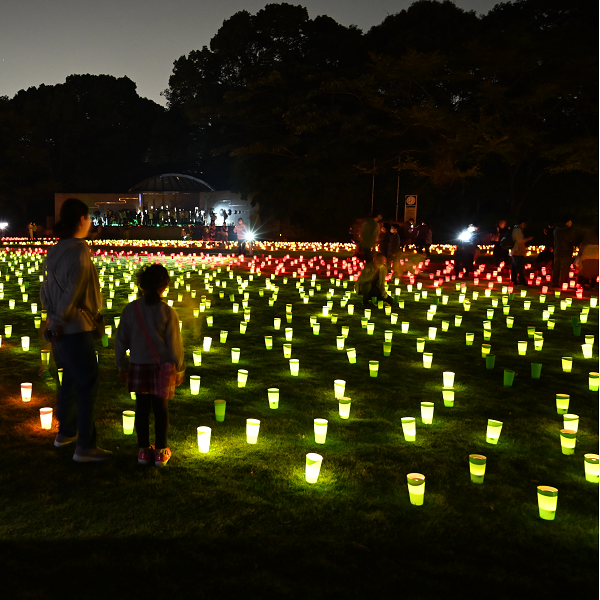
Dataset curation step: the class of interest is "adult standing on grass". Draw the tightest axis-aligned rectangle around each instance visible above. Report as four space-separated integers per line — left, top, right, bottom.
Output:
354 253 395 307
40 198 111 462
510 218 533 286
361 213 382 262
234 217 248 256
115 264 184 467
552 216 578 289
492 219 511 267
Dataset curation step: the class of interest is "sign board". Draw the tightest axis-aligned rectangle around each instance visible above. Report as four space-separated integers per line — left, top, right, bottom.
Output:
404 195 417 224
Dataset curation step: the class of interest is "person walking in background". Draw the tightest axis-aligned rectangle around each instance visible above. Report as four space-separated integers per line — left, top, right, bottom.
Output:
510 218 533 286
360 213 382 262
415 221 432 257
552 216 578 289
379 223 391 259
354 253 396 307
388 223 402 273
115 264 184 467
575 225 599 288
492 219 511 267
28 222 34 240
233 217 248 255
40 198 110 463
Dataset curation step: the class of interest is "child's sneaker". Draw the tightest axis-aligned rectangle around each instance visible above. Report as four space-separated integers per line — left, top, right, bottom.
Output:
138 446 155 465
154 447 172 467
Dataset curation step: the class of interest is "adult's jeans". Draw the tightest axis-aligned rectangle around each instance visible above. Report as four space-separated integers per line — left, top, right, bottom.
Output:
52 331 99 449
511 255 527 285
552 254 572 288
237 240 247 255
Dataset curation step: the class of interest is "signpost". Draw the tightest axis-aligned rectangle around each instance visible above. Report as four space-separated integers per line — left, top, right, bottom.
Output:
404 195 417 224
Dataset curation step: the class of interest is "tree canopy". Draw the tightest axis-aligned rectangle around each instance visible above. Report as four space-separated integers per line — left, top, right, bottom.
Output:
1 0 597 237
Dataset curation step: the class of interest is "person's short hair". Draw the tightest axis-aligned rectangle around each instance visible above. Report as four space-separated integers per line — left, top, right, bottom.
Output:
54 198 89 239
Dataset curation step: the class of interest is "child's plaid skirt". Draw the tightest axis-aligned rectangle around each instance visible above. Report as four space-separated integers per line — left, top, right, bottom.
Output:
128 363 161 396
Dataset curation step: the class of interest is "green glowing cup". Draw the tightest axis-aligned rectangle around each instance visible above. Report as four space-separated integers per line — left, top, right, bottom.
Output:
338 397 351 419
401 417 416 442
503 370 515 386
442 387 454 407
559 429 576 455
220 330 228 343
283 343 292 358
469 454 487 484
561 357 572 373
486 419 503 444
537 486 558 520
584 454 599 483
214 400 226 422
422 352 433 369
383 341 392 356
416 338 425 352
530 362 542 379
238 369 249 387
407 473 425 506
420 402 434 424
556 393 569 414
455 315 462 327
485 354 496 369
589 372 599 391
231 348 240 364
122 410 135 435
268 387 279 409
369 360 379 377
314 418 328 444
481 344 491 357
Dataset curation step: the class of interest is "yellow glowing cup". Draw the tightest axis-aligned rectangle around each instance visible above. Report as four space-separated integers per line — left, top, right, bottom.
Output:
556 393 569 414
469 454 486 484
584 454 599 483
314 418 328 444
559 429 576 455
420 402 434 424
238 369 248 387
339 397 351 419
486 419 503 444
537 486 558 520
334 379 346 399
407 473 425 506
401 417 416 442
122 410 135 434
289 359 299 376
21 382 32 402
246 418 260 444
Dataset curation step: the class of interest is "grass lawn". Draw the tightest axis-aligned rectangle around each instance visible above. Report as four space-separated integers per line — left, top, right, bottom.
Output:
0 244 598 599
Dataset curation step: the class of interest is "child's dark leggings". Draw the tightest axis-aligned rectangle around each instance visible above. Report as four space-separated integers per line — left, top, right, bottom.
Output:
135 393 169 449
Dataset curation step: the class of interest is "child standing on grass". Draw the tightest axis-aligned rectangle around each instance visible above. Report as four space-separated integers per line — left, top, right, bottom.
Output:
115 264 185 466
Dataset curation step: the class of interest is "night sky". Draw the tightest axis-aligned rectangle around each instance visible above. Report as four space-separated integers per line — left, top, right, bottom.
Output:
1 0 500 105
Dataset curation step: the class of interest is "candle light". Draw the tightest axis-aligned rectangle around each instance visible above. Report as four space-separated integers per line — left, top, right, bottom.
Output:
559 429 577 455
21 382 32 402
289 359 300 376
122 410 135 434
346 348 356 364
420 402 434 424
422 352 433 368
190 375 201 395
369 360 379 377
537 486 558 520
584 454 599 483
556 393 570 414
589 372 599 391
338 397 351 419
203 337 212 351
486 419 503 444
401 417 416 442
314 419 328 444
469 454 487 484
407 473 425 506
246 418 260 444
305 453 323 484
238 369 249 387
197 426 211 453
40 407 53 430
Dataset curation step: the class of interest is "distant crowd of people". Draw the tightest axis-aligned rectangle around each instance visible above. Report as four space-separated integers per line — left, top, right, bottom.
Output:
94 207 241 228
352 212 598 308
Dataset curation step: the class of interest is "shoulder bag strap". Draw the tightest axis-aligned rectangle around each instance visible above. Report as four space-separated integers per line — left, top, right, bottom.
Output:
133 300 161 365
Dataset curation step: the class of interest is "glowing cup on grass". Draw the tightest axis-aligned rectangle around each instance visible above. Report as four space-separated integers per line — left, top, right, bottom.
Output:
506 316 514 328
537 486 558 520
40 407 53 430
442 387 454 407
443 372 455 387
339 397 351 419
486 419 503 444
238 369 249 387
264 336 273 350
589 372 599 391
246 419 260 444
366 322 375 335
486 354 496 369
420 402 434 424
334 379 346 399
285 327 293 341
190 375 201 395
231 348 241 364
531 363 542 379
268 388 279 409
441 320 449 332
347 348 356 364
283 344 292 358
122 410 135 434
582 344 592 359
203 337 212 352
402 322 409 333
312 324 320 335
197 426 211 453
584 454 599 483
422 352 433 368
563 414 579 432
289 359 299 376
401 417 416 442
21 383 32 402
481 344 491 357
58 369 63 385
428 327 437 340
314 419 328 444
469 454 487 484
556 394 569 414
561 357 572 372
369 360 379 377
518 340 527 356
455 315 462 327
21 336 30 351
559 429 576 455
305 453 323 484
466 333 474 346
274 318 281 330
214 400 226 422
416 338 425 352
407 473 425 506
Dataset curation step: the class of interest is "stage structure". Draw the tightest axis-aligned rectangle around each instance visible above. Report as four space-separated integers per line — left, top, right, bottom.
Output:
54 173 259 239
